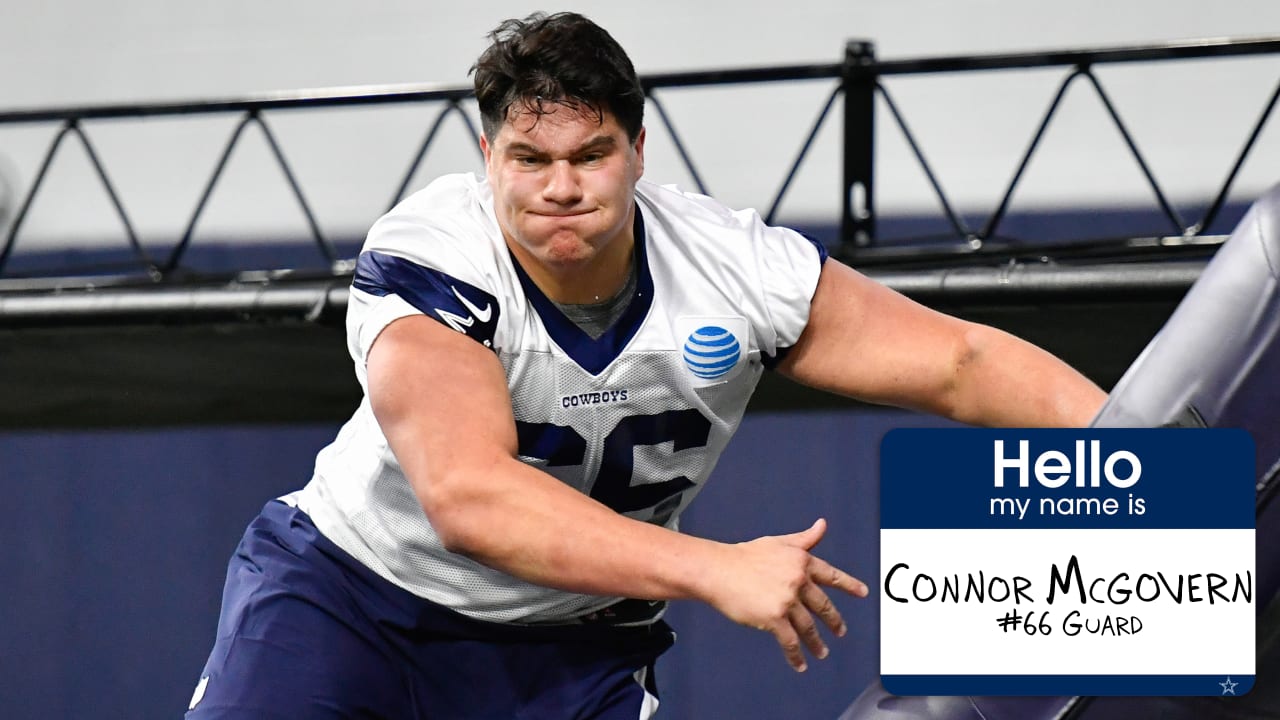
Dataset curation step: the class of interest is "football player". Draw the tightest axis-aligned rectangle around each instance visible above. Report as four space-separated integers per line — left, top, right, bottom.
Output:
187 12 1105 719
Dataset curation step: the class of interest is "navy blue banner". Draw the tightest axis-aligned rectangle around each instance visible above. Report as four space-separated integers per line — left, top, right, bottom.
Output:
881 429 1254 529
882 674 1254 697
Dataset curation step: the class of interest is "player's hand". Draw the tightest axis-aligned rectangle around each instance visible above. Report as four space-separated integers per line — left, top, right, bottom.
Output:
701 518 869 672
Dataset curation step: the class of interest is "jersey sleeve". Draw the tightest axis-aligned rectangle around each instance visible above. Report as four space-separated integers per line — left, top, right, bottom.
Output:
639 180 828 369
752 220 828 368
346 205 502 368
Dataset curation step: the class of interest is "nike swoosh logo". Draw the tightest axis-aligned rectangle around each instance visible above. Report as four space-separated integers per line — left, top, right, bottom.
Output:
452 286 492 323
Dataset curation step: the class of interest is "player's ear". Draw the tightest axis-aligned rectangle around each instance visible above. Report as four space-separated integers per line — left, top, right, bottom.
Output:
480 132 492 165
632 127 646 179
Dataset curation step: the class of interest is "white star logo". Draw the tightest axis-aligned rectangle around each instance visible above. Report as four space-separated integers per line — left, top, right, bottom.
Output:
1220 676 1238 695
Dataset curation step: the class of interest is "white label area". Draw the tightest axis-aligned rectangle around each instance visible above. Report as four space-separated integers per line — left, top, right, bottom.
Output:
880 528 1255 678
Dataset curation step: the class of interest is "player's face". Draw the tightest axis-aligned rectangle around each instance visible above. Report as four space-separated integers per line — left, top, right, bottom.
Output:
481 104 645 274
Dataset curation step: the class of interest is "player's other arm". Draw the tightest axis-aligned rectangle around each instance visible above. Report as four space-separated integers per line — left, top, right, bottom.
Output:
778 260 1107 427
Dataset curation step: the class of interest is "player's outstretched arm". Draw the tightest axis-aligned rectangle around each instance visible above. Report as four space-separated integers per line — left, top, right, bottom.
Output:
366 314 866 670
778 260 1107 427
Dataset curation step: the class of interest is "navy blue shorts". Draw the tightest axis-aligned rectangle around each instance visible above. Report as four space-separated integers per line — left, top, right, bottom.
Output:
186 501 675 719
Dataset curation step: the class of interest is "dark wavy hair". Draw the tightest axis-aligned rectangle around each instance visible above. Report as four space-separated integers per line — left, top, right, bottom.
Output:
471 12 645 142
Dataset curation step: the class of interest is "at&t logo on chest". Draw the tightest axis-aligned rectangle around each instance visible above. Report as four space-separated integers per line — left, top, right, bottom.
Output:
676 316 748 386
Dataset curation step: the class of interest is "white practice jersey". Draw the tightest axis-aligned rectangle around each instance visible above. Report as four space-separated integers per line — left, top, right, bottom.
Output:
287 172 826 624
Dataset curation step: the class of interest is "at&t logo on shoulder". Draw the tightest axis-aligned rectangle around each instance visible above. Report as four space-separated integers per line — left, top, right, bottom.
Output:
675 316 748 386
683 326 740 379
